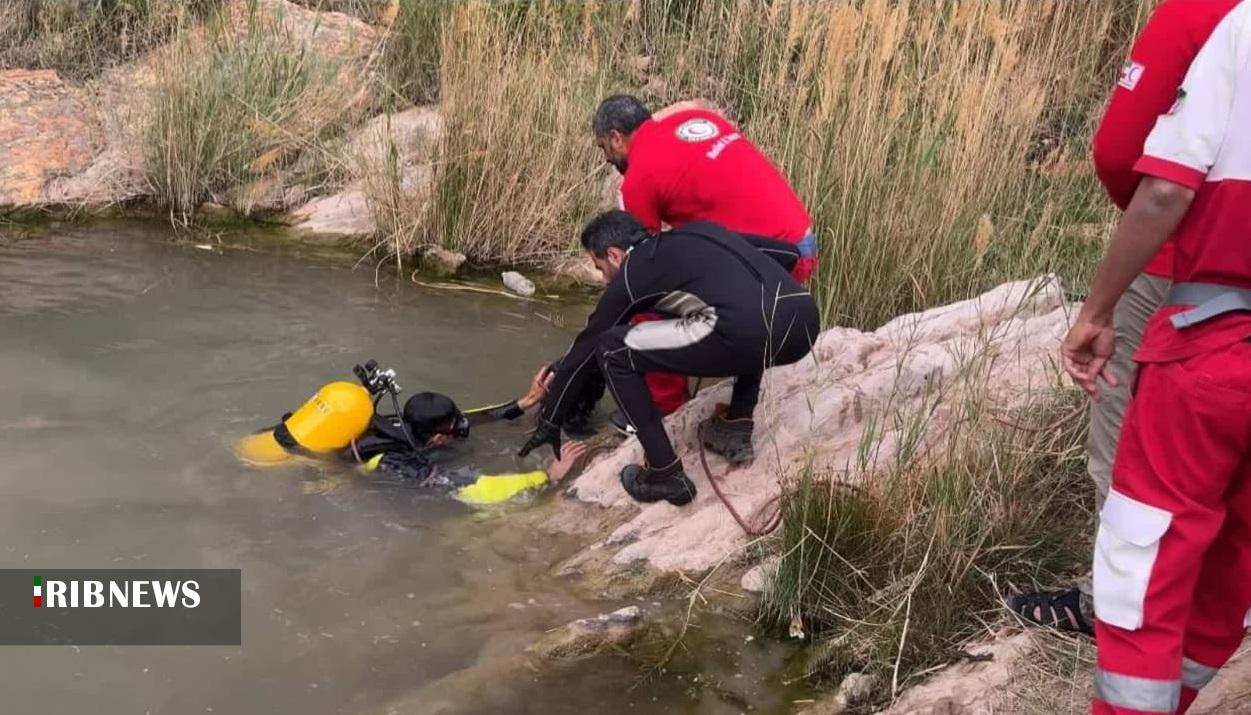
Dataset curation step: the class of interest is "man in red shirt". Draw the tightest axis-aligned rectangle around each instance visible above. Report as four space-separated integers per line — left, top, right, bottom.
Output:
1009 0 1239 637
1063 4 1251 712
589 95 816 436
594 94 817 283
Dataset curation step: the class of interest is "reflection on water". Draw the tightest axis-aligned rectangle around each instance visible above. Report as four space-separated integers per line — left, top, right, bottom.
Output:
0 222 803 715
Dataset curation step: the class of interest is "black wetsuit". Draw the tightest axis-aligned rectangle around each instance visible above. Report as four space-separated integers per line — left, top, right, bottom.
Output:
349 401 526 481
541 222 820 469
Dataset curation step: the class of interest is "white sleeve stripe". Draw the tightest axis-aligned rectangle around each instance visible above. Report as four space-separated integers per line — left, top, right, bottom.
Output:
1142 4 1251 176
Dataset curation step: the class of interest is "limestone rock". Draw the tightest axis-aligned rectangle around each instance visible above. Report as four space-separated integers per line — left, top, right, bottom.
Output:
548 254 602 288
287 183 375 241
227 0 380 72
423 247 466 278
197 202 239 222
0 70 97 209
874 634 1031 714
547 277 1072 580
529 606 647 660
801 672 880 714
740 556 780 593
346 106 443 172
600 170 623 211
502 271 536 297
286 161 432 241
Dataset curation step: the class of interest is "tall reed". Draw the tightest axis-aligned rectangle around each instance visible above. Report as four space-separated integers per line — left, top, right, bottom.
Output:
0 0 221 79
143 1 359 221
409 0 1148 328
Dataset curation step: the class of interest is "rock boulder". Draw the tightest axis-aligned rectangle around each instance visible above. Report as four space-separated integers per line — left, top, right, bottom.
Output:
546 278 1074 582
0 70 97 210
528 606 648 660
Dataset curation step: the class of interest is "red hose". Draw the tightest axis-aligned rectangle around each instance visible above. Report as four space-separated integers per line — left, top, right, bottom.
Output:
697 423 783 537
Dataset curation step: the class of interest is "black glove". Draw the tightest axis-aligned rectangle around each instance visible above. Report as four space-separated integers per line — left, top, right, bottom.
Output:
518 417 562 459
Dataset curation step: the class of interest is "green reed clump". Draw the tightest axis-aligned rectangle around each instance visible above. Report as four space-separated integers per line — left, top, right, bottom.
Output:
762 386 1092 700
144 2 359 221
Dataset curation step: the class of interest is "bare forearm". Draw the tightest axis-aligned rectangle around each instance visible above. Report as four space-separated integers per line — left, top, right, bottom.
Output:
1079 177 1194 324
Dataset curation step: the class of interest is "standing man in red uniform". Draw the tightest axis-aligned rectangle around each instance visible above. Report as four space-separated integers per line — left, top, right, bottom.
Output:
1010 0 1240 635
1063 4 1251 712
590 94 816 450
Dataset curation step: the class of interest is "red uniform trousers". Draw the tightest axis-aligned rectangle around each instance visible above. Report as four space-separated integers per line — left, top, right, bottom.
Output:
1092 340 1251 714
630 312 690 415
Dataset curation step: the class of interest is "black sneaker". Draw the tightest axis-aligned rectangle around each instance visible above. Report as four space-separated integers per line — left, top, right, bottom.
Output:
620 463 696 506
701 415 754 464
610 410 637 437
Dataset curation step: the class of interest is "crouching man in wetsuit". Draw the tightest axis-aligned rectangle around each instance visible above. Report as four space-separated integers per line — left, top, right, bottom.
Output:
518 210 820 506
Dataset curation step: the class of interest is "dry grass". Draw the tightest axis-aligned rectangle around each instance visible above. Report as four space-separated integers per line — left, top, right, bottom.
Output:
371 2 623 265
362 0 1150 328
760 370 1095 701
0 0 222 79
649 0 1149 328
143 2 361 221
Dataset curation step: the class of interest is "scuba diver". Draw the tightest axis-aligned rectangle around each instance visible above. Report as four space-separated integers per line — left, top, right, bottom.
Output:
236 360 587 505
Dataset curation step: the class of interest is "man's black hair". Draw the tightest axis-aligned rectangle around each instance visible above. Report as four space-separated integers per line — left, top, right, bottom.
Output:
580 210 648 257
592 95 651 138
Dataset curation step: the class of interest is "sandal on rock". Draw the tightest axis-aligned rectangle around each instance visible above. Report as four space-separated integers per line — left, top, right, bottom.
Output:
1007 588 1094 636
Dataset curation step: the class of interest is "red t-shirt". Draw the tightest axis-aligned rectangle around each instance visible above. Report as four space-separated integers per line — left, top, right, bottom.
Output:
1091 0 1239 279
621 109 813 259
1133 3 1251 363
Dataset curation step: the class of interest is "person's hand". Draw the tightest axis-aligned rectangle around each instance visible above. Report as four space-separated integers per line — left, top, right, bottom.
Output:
546 441 588 483
426 433 451 448
518 364 554 411
518 417 562 459
1062 318 1117 399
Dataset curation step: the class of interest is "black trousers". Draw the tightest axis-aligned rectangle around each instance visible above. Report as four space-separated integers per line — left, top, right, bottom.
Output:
596 299 818 469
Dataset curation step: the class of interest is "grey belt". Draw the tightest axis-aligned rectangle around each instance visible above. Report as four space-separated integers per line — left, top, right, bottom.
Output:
1166 282 1251 328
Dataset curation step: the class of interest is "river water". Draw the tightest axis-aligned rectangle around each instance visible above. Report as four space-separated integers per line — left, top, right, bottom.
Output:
0 222 804 715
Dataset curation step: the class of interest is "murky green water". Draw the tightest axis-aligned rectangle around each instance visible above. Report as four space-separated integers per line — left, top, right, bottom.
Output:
0 221 804 715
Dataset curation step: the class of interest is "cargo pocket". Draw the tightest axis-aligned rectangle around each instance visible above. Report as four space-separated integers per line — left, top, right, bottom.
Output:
1093 490 1173 631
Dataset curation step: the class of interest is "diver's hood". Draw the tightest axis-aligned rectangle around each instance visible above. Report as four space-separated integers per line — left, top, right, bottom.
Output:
403 392 469 441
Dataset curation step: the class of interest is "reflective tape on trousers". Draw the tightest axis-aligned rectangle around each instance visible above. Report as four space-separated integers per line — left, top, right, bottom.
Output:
1182 658 1220 690
1094 670 1180 713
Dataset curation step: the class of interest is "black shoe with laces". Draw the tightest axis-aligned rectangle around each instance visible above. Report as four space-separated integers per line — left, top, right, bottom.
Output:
620 462 696 506
701 415 755 464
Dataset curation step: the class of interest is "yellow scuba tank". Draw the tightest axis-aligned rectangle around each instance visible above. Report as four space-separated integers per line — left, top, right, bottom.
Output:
236 381 374 466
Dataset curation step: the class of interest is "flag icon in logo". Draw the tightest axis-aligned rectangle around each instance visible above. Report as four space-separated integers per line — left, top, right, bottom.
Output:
33 575 41 608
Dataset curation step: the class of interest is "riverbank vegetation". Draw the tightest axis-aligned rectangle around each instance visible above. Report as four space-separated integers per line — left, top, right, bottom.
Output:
0 0 223 79
762 370 1092 700
2 0 1154 704
144 8 361 219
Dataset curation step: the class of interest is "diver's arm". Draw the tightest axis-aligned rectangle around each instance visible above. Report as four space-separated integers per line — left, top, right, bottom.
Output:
464 364 553 424
465 400 526 425
454 441 587 505
539 274 636 426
